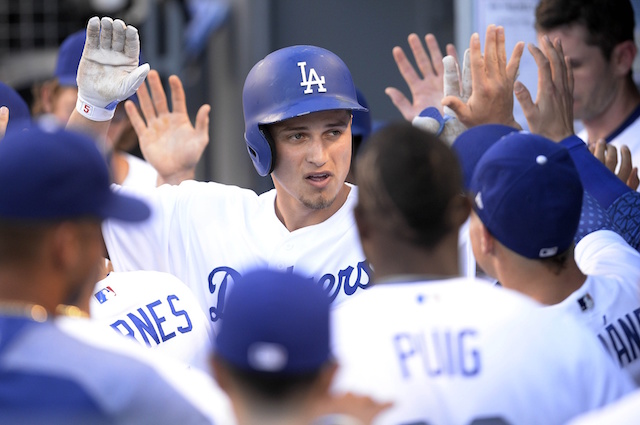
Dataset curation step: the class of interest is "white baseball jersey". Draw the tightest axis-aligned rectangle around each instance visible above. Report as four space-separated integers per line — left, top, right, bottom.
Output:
330 278 635 425
566 388 640 425
121 152 158 188
1 313 235 424
551 229 640 385
102 181 370 330
578 108 640 192
90 270 214 373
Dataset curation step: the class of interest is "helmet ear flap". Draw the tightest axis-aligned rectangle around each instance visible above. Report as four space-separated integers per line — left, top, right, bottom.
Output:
259 125 277 174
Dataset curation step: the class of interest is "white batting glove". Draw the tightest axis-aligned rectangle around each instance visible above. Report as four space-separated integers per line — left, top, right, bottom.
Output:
412 50 471 146
76 16 150 121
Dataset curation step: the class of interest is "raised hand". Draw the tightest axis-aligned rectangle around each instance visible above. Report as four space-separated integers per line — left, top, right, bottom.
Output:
125 69 210 185
386 33 458 121
514 35 574 142
443 25 524 129
76 17 150 121
590 139 640 190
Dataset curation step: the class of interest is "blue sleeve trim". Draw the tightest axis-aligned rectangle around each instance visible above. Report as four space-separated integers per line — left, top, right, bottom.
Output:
607 191 640 251
575 191 615 244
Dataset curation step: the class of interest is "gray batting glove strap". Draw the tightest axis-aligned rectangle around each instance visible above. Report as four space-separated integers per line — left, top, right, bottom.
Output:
76 16 150 121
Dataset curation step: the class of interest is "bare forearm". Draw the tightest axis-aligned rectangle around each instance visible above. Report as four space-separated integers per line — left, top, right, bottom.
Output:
66 109 111 152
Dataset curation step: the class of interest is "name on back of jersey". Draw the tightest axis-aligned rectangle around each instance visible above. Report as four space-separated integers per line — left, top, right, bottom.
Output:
109 295 193 347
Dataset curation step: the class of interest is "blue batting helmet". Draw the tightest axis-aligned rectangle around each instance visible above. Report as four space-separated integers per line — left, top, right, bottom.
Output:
242 45 367 176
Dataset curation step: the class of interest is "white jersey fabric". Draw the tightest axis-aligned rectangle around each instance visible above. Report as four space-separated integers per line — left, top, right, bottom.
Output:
90 270 215 373
121 152 158 188
1 314 235 424
554 229 640 384
103 181 370 330
566 388 640 425
330 278 635 425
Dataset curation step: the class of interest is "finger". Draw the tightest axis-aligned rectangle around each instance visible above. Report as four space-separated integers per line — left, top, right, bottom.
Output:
147 69 169 115
527 43 552 101
469 33 485 91
514 80 535 117
408 33 435 77
564 55 574 99
496 26 508 72
0 106 8 140
592 139 607 164
446 43 459 63
483 25 498 76
168 74 187 115
385 87 415 121
506 41 525 83
100 17 114 50
124 24 141 60
443 55 461 98
124 99 148 138
425 33 445 75
136 72 157 121
618 145 633 181
111 19 126 52
461 49 472 101
195 104 211 137
85 16 100 50
628 167 640 191
542 35 565 87
605 143 618 172
391 46 423 89
551 38 569 91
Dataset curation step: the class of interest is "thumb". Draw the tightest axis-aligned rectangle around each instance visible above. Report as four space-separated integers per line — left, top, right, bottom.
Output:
122 63 151 99
385 87 415 121
442 95 468 123
195 104 211 137
514 80 534 117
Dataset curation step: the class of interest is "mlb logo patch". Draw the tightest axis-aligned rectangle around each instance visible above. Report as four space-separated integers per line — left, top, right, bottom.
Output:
577 293 594 312
94 286 117 304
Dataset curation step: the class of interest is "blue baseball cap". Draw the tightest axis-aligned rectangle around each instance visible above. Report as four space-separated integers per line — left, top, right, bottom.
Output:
469 130 583 259
0 81 32 134
55 30 86 87
215 268 331 375
0 126 150 222
452 124 518 190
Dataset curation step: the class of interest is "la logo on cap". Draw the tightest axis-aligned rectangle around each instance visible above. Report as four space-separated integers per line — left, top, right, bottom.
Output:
298 61 327 94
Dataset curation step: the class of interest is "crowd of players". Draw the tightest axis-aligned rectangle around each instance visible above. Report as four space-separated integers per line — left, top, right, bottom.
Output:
1 0 640 423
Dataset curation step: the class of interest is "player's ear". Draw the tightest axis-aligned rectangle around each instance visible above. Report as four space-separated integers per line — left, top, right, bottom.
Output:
611 40 637 77
446 193 471 230
312 360 339 397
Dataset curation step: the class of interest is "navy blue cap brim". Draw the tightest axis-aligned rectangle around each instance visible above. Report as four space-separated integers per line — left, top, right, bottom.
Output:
99 190 151 222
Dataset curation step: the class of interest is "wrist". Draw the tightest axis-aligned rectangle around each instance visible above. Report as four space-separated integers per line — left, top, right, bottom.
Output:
76 96 117 122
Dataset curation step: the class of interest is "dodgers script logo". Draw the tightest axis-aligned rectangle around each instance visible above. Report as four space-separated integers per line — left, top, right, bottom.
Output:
207 261 371 323
298 61 327 94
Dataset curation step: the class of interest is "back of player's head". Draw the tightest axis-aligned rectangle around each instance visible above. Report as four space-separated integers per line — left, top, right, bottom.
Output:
215 268 331 377
356 121 463 249
535 0 635 60
0 81 32 134
242 45 367 176
469 130 583 259
0 126 150 223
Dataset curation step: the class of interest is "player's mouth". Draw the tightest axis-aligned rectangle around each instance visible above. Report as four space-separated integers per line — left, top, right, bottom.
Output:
305 172 331 187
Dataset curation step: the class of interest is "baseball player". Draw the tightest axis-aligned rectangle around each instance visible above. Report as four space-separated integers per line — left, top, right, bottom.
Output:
535 0 640 189
90 270 215 373
330 121 635 425
0 125 234 424
67 17 371 329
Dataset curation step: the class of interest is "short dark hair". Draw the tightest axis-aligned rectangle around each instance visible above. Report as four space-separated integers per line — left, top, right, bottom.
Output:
214 354 324 403
535 0 635 60
356 122 463 249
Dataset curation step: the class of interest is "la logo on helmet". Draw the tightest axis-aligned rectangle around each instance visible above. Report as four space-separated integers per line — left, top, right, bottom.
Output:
297 61 327 94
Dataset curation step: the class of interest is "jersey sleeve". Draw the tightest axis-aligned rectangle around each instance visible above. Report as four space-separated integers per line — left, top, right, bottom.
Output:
574 230 640 282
